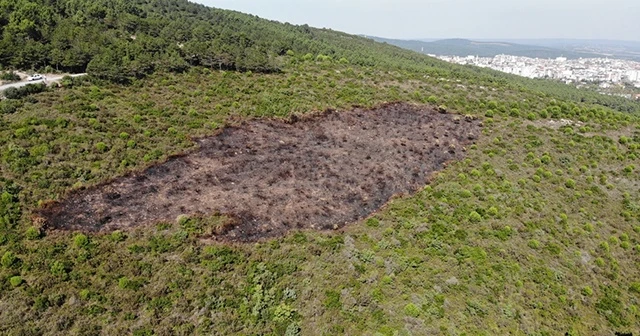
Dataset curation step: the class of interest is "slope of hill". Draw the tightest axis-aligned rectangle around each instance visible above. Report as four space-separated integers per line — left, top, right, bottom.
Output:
371 37 600 59
1 1 640 335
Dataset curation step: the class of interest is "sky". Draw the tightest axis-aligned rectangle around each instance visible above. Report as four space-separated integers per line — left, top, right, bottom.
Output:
195 0 640 41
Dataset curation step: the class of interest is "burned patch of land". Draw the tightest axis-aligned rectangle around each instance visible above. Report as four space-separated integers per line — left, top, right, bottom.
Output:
40 103 481 242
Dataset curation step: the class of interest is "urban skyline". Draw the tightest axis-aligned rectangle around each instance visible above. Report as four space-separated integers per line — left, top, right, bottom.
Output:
436 54 640 99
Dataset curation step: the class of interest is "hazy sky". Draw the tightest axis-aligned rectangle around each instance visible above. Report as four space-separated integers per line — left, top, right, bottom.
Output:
195 0 640 41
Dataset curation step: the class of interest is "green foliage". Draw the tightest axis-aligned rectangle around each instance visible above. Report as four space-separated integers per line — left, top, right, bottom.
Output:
468 211 483 223
0 71 20 81
73 233 89 248
25 226 41 240
1 251 17 268
94 142 108 152
324 290 341 310
404 303 420 317
118 276 143 291
365 217 380 227
9 276 23 287
0 100 22 114
3 83 47 100
596 286 629 327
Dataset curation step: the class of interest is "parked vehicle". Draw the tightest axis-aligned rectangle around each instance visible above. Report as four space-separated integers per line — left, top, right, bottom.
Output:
28 74 44 81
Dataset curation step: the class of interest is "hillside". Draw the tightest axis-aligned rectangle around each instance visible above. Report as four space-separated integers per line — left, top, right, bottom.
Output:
1 1 640 335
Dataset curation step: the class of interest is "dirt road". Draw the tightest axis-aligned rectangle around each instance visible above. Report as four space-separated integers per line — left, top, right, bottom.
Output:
0 73 87 92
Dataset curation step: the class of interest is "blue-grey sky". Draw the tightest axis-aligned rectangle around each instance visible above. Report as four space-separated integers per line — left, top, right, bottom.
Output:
195 0 640 41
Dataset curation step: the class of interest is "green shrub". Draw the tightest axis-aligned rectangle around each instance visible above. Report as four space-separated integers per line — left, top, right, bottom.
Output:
460 189 472 198
3 83 47 99
468 211 483 223
285 323 301 336
272 303 296 322
80 289 91 300
404 303 420 317
1 251 17 268
110 231 125 242
74 234 89 248
582 286 593 296
559 213 568 224
565 179 576 189
9 276 23 287
540 154 551 164
25 226 41 240
94 142 108 152
0 71 20 81
487 206 498 217
0 100 22 114
323 290 341 309
365 218 380 227
50 260 68 277
528 240 540 249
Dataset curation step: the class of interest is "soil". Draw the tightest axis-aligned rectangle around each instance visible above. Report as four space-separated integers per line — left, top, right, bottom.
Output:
39 103 481 242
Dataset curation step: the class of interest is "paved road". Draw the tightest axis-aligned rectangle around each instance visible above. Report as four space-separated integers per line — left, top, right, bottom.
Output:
0 73 87 92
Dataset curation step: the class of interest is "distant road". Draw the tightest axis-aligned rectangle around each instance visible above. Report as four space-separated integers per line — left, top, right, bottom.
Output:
0 73 87 92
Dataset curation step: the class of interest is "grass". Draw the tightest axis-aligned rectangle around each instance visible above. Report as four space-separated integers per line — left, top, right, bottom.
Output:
0 59 639 335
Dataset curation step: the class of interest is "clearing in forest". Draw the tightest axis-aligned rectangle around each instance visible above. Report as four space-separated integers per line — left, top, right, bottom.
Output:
39 103 481 242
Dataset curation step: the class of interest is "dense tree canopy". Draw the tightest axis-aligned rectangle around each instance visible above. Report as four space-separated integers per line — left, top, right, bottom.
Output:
2 0 639 113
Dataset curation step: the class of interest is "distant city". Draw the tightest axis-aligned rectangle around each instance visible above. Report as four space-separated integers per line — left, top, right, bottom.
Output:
435 54 640 100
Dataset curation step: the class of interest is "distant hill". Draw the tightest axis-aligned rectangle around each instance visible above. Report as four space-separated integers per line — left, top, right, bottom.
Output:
496 39 640 61
370 37 600 59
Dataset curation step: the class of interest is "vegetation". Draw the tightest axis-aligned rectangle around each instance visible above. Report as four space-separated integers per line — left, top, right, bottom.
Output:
2 83 48 100
0 71 20 81
0 0 640 335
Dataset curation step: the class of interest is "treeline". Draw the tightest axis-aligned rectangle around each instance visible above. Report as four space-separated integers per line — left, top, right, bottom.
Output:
1 0 639 114
0 0 452 82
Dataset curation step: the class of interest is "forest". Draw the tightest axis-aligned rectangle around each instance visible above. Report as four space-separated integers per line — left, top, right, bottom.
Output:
2 0 639 114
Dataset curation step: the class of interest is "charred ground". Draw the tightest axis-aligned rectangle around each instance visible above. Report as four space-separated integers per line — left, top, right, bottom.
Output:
39 103 480 242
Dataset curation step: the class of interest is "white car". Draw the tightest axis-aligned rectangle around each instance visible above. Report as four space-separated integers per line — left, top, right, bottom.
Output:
28 74 44 81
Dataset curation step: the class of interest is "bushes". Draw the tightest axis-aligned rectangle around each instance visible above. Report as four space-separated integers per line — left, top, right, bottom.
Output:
468 211 483 223
0 71 21 81
404 303 420 317
1 251 17 268
3 83 47 100
25 227 41 240
9 276 23 287
74 234 89 248
0 100 22 114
